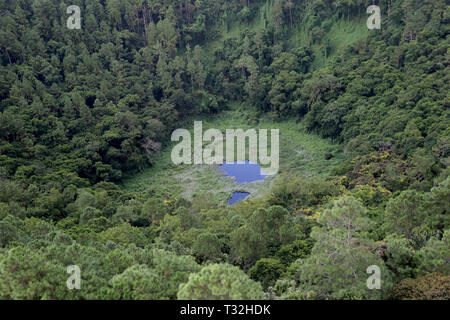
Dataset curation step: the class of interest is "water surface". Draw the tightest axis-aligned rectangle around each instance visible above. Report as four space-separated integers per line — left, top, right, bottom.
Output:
220 161 266 205
219 160 266 184
228 192 250 205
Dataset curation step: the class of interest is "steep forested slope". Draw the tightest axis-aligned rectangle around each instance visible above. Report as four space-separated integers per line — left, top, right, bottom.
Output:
0 0 448 300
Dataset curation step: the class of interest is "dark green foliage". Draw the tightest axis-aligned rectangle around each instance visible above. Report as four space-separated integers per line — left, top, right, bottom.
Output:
0 0 448 300
289 197 394 299
276 239 315 266
230 206 297 268
193 232 224 263
249 258 285 289
108 249 200 300
177 263 264 300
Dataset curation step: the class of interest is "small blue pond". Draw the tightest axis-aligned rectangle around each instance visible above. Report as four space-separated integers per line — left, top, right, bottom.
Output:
220 161 267 206
219 160 267 184
228 192 250 205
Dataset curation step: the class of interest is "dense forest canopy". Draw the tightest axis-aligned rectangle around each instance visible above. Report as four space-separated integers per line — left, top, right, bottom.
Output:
0 0 448 300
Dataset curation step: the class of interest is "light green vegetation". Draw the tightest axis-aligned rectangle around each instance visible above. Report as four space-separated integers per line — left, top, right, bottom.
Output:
210 2 369 70
310 18 369 68
122 106 344 205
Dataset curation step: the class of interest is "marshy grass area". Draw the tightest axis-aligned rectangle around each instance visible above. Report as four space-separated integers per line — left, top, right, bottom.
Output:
120 8 367 205
121 107 345 205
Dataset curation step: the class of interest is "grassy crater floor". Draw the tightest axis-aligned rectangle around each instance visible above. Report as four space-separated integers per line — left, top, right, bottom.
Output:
121 109 344 205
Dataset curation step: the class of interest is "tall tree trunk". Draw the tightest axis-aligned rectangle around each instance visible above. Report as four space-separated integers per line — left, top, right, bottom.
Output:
5 49 12 64
289 7 293 27
143 5 148 44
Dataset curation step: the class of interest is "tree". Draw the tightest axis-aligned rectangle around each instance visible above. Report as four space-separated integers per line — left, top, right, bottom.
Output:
276 239 315 266
193 232 223 262
248 258 285 289
157 13 178 57
383 190 431 244
0 219 19 248
177 263 264 300
384 236 416 280
0 246 69 299
427 176 450 232
142 198 168 224
175 206 199 230
109 264 158 300
293 197 393 299
109 249 200 300
234 54 260 103
271 0 284 35
414 230 450 276
248 206 296 249
98 223 148 247
191 45 207 91
106 0 123 30
230 224 266 268
230 206 296 268
284 0 294 27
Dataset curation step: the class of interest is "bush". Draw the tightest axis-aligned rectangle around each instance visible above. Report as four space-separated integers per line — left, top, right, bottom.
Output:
393 273 450 300
249 258 285 289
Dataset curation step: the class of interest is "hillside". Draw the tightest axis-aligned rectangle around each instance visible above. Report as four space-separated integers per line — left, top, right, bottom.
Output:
0 0 448 300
